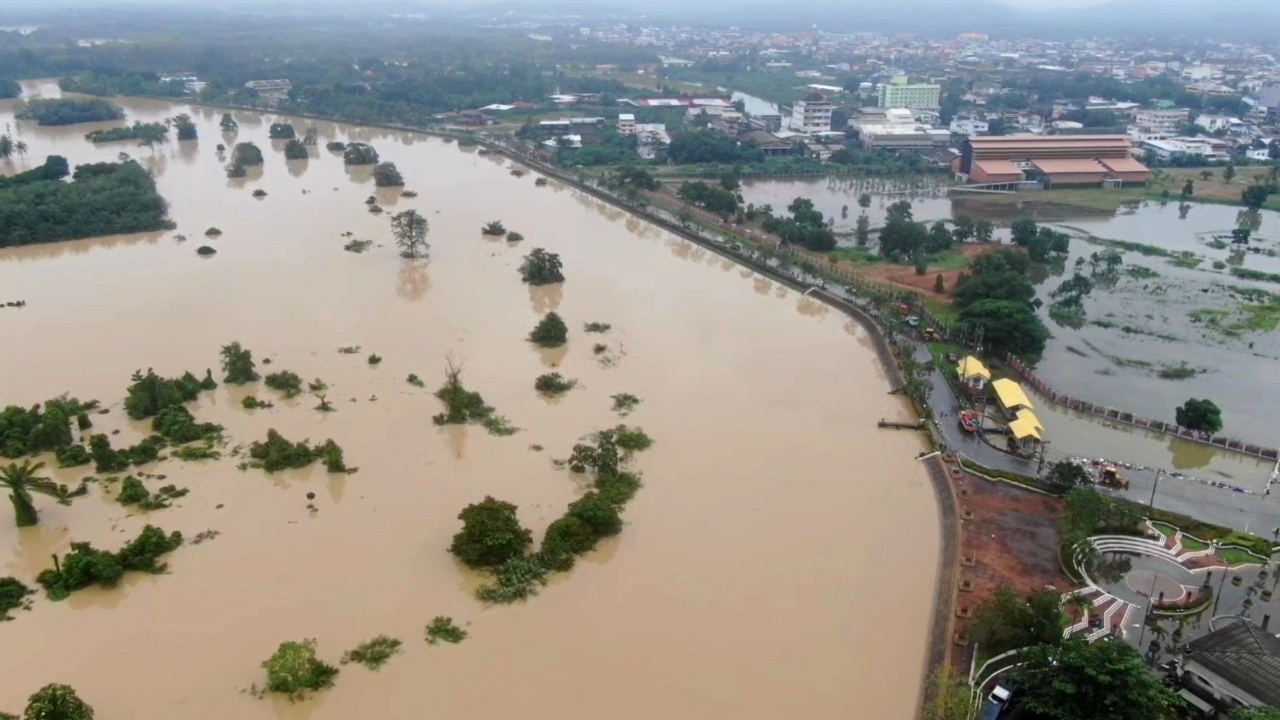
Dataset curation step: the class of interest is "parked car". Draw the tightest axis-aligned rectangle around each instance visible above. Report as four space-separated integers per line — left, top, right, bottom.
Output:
980 685 1012 720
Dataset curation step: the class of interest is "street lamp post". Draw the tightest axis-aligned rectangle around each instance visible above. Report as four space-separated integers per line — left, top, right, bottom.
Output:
1148 469 1164 511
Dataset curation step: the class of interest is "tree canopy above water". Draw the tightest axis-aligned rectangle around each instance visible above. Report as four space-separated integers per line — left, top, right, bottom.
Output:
0 159 172 248
16 97 125 126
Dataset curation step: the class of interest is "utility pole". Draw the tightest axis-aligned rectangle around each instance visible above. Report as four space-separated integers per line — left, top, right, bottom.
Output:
1037 441 1051 478
1148 469 1164 511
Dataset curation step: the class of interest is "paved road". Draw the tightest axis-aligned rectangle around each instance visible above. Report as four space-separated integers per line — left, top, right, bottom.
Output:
913 344 1280 538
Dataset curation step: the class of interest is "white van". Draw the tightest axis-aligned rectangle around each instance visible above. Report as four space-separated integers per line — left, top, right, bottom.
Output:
979 685 1011 720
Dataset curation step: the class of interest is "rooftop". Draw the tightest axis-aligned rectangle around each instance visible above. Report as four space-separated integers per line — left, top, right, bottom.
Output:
958 356 991 381
990 378 1034 411
968 134 1133 147
1031 158 1109 174
1185 621 1280 707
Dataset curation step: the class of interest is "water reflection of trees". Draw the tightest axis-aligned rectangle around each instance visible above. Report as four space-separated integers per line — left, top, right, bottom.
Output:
796 296 829 318
226 163 264 189
344 164 374 184
6 524 68 577
1166 435 1216 470
0 231 165 263
396 260 431 301
286 158 309 178
374 187 401 206
528 282 562 314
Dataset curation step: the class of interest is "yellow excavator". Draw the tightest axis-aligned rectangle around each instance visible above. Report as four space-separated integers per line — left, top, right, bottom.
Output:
1100 466 1129 490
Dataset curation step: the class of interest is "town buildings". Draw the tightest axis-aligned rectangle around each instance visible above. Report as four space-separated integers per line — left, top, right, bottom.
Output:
955 135 1149 187
877 75 941 110
790 92 834 133
855 108 950 149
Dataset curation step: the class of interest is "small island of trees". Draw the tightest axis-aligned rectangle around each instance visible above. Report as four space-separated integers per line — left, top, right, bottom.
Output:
16 97 125 126
283 139 309 160
0 79 20 99
268 122 297 140
343 142 378 165
219 113 238 131
227 142 264 177
171 113 198 140
85 121 169 145
519 248 564 285
0 158 173 248
372 161 404 187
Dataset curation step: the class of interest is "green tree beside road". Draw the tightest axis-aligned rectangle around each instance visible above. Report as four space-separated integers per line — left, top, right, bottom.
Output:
1176 398 1223 434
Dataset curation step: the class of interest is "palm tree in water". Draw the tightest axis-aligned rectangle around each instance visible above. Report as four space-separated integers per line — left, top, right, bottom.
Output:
14 139 28 158
1 461 65 528
0 134 13 160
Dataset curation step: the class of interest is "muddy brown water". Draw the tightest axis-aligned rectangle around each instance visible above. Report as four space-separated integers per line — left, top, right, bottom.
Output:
0 84 940 719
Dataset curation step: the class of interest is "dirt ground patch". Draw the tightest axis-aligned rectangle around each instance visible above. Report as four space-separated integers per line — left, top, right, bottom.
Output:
847 244 998 302
1154 167 1280 207
949 470 1072 668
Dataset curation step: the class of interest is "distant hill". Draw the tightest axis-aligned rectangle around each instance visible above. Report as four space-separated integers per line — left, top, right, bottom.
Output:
486 0 1280 42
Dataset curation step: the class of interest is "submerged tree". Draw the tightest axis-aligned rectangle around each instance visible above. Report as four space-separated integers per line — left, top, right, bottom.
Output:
219 113 238 131
262 639 339 699
22 683 95 720
268 122 296 140
450 495 533 568
528 312 568 348
372 162 404 187
283 139 309 160
518 248 564 285
432 360 492 425
342 142 379 165
170 113 197 141
220 342 260 384
481 221 507 236
1 460 64 528
231 142 263 167
390 209 429 258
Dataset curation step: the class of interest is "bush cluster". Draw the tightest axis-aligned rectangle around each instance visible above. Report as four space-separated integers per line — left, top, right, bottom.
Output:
262 639 339 699
0 395 97 458
459 427 652 603
37 525 183 600
247 430 350 473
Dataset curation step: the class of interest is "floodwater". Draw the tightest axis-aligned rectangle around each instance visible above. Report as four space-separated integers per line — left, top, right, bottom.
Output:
741 179 1279 486
0 82 941 719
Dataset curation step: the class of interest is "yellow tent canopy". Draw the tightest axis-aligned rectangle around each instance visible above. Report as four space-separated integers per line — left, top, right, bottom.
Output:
991 378 1034 412
958 356 991 381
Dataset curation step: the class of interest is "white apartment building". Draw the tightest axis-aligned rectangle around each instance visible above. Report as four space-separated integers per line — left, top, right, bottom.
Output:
791 93 834 133
617 113 636 135
877 75 941 110
1132 109 1189 134
949 118 989 136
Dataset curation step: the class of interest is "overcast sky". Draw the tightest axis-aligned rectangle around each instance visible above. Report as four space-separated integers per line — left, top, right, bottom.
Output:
997 0 1112 8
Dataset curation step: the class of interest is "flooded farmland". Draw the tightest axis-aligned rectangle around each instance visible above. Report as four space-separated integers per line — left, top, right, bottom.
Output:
741 179 1280 487
0 82 940 719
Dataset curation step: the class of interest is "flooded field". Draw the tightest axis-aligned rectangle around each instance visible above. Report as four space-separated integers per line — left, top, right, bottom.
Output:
0 83 940 719
741 179 1280 483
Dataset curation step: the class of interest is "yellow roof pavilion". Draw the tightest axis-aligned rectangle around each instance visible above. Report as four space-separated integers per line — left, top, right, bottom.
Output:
990 378 1034 412
1008 410 1044 441
957 356 991 381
